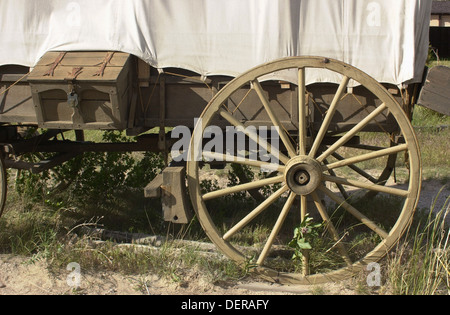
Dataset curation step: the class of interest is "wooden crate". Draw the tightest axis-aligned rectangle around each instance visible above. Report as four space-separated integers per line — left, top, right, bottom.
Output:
28 51 134 130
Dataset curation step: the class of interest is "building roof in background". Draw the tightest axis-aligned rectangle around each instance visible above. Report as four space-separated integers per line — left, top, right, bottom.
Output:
432 1 450 14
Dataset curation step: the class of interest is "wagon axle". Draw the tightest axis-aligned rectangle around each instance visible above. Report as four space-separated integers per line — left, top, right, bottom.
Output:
285 156 323 196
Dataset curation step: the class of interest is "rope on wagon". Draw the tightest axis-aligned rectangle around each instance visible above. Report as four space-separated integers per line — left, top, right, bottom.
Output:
0 71 31 97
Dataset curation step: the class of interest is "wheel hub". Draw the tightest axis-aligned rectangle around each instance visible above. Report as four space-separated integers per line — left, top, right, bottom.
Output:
285 156 323 196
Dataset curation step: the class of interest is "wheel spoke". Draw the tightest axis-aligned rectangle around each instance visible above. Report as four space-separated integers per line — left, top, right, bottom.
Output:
253 80 297 158
331 152 378 183
323 174 409 197
298 68 307 155
311 192 352 266
326 168 350 200
300 195 307 221
202 175 284 201
223 185 289 241
317 103 388 162
319 185 389 239
309 76 350 158
0 158 7 218
219 109 290 164
300 194 309 276
257 192 296 266
324 158 350 200
202 151 285 173
324 144 408 171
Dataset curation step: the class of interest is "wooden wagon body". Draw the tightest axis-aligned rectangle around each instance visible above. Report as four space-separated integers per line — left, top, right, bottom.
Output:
1 0 447 284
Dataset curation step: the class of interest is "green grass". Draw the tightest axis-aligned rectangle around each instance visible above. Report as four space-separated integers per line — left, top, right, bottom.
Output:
412 106 450 180
332 106 450 179
413 105 450 127
427 59 450 68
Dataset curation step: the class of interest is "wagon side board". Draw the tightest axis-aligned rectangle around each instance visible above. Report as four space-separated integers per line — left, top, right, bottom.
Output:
0 65 35 124
1 52 417 136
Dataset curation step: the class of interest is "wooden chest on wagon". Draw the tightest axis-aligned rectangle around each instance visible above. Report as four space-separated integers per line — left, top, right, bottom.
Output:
27 51 134 130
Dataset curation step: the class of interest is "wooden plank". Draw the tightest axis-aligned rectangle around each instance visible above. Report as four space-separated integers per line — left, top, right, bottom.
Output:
0 84 36 123
79 89 110 101
29 51 131 82
60 52 129 67
29 66 124 82
36 51 65 66
145 167 193 224
237 283 310 295
138 58 150 87
36 51 129 67
161 167 192 224
418 66 450 116
144 173 163 198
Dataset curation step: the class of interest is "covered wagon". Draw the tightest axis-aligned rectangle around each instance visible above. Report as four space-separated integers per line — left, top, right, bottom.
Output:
0 0 442 284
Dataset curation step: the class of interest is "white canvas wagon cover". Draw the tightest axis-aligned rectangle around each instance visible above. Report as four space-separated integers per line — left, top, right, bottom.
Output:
0 0 431 86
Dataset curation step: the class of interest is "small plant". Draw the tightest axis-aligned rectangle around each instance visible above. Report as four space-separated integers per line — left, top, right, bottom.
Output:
288 214 323 262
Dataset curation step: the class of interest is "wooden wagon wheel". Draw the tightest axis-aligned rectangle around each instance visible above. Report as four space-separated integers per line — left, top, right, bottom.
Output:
187 57 421 284
329 134 399 201
0 156 7 219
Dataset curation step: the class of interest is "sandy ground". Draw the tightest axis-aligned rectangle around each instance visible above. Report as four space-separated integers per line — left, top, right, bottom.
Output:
0 254 243 295
0 253 360 295
0 179 448 296
383 177 449 224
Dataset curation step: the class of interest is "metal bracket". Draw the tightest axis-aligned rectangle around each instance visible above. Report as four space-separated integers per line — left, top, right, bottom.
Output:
68 90 84 127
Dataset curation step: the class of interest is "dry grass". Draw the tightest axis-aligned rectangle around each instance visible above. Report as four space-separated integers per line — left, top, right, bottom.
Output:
385 193 449 295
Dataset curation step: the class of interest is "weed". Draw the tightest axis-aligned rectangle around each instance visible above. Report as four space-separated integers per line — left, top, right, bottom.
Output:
288 214 323 261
